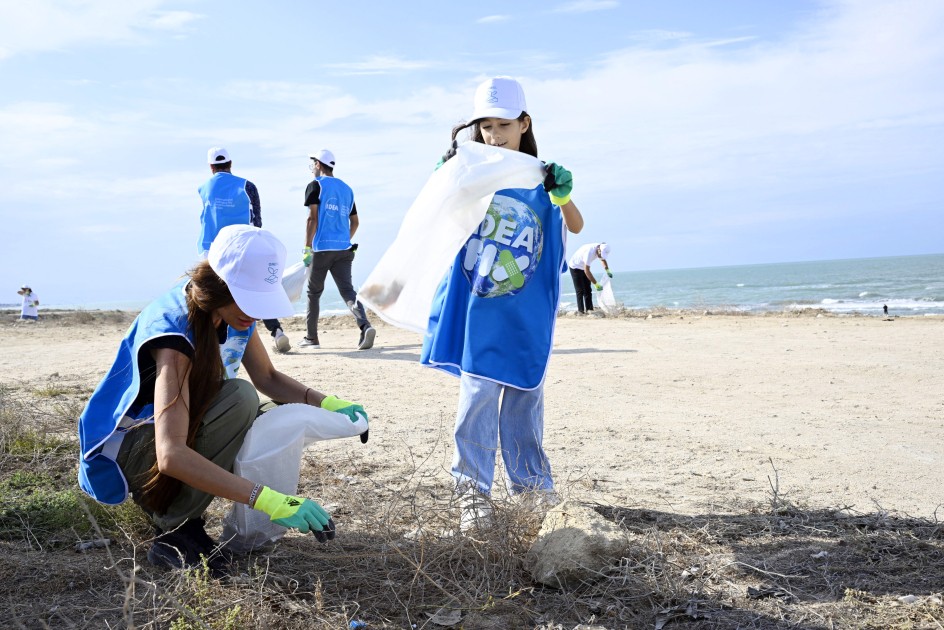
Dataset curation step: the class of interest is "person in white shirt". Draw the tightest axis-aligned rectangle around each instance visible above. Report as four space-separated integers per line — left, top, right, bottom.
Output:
567 243 612 314
17 285 39 320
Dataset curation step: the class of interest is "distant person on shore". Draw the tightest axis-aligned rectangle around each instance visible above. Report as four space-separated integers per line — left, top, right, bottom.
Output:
300 149 376 350
199 146 291 353
883 304 889 316
567 243 612 315
77 226 368 577
422 76 584 531
17 285 39 321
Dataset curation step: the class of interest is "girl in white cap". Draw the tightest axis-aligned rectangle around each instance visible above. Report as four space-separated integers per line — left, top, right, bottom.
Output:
423 76 584 530
17 285 39 321
77 225 368 576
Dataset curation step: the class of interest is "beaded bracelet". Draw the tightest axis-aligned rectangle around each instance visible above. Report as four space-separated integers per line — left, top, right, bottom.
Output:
248 483 262 508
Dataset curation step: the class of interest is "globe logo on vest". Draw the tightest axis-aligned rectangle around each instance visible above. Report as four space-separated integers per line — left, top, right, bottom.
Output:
460 193 543 298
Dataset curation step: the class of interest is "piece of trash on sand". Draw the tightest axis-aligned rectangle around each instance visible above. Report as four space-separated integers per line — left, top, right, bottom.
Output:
75 538 111 552
428 607 462 626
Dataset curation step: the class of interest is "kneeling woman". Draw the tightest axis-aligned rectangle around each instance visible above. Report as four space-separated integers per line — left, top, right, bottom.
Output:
77 225 367 574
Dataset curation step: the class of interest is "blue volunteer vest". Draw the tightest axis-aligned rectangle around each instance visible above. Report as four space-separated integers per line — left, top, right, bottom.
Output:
77 281 254 505
311 176 354 252
421 184 566 390
198 172 251 254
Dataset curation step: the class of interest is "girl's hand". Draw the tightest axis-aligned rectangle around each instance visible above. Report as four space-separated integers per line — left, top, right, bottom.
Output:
435 140 458 170
543 163 573 206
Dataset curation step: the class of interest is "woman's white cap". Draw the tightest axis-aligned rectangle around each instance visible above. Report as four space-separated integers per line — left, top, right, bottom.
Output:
469 76 528 122
598 243 611 260
208 225 294 320
309 149 336 168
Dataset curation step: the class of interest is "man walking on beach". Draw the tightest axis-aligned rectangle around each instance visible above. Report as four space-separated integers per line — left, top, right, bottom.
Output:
300 149 375 350
568 242 612 315
198 147 291 352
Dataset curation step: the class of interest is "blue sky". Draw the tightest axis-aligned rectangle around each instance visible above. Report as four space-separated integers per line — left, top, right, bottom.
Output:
1 0 942 307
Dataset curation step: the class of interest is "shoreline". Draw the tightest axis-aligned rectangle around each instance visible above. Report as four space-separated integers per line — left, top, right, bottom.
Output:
4 306 940 326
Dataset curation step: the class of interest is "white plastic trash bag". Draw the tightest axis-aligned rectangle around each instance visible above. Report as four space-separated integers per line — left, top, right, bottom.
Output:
282 261 311 303
220 403 367 553
357 142 545 333
599 276 621 315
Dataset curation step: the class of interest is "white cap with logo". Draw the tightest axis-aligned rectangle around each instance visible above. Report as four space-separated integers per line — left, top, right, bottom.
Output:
207 147 231 165
469 76 528 122
309 149 336 168
208 225 294 319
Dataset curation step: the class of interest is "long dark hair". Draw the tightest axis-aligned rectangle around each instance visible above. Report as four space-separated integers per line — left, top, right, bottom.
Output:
451 112 538 158
136 261 232 514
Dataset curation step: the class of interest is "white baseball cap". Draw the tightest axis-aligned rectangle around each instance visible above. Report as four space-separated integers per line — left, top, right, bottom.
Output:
208 225 294 320
598 243 611 260
309 149 336 168
207 147 231 165
469 76 528 122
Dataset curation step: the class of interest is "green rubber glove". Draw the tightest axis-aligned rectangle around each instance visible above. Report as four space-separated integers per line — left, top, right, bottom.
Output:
322 395 369 443
543 162 573 206
606 270 613 279
435 140 458 171
594 283 603 292
254 486 335 541
302 247 313 267
321 395 367 422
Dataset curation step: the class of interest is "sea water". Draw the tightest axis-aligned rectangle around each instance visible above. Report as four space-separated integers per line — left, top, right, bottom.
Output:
561 253 944 317
11 253 941 318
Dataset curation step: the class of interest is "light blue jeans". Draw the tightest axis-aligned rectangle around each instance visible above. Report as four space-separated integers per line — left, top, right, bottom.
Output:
452 373 554 496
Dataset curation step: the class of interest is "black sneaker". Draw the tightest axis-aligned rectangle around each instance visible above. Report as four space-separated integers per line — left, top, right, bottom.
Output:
357 326 376 350
147 518 231 578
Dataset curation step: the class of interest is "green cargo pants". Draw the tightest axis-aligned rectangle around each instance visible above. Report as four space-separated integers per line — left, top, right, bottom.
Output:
116 378 259 531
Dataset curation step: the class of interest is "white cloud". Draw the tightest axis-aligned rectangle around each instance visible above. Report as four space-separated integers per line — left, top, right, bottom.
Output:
0 0 201 59
553 0 619 14
325 55 438 75
148 10 203 31
477 15 511 24
627 29 693 43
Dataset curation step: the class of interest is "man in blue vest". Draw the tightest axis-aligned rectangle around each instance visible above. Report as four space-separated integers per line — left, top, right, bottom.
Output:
300 149 375 350
199 147 291 352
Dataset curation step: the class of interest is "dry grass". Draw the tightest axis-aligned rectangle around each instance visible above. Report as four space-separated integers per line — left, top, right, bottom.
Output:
2 314 943 629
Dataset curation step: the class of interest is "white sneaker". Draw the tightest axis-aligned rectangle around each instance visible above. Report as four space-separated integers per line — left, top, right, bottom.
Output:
298 336 320 349
518 489 561 514
273 329 291 353
457 486 493 532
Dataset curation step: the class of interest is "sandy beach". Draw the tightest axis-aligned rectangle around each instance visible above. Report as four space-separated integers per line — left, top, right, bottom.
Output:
4 310 943 519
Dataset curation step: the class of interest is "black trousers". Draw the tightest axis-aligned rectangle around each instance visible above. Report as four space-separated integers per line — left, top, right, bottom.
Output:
261 319 282 337
570 268 594 313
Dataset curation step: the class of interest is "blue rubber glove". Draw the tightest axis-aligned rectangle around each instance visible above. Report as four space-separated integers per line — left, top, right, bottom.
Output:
321 395 369 443
543 162 573 206
435 140 458 170
254 486 336 542
594 283 603 292
606 270 613 279
302 247 313 267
